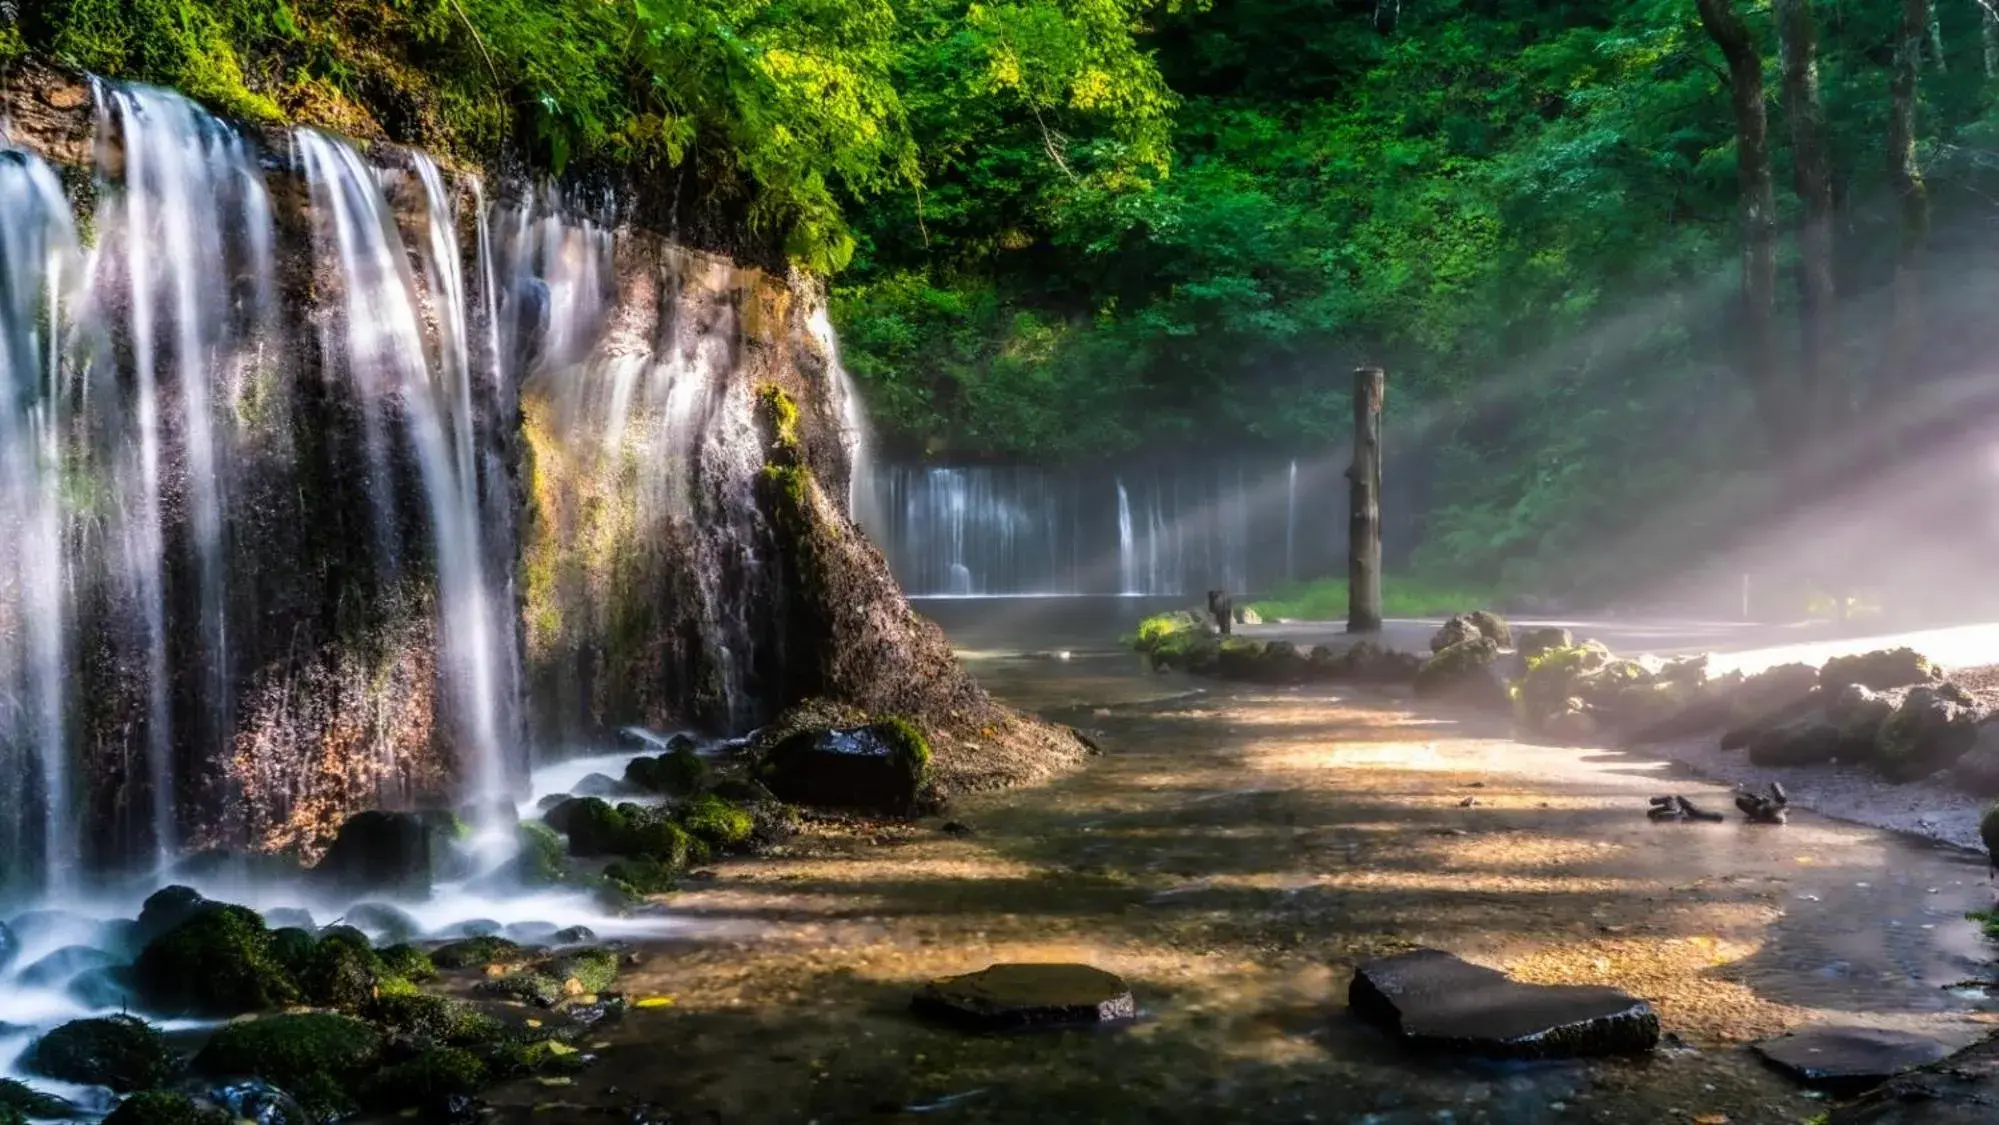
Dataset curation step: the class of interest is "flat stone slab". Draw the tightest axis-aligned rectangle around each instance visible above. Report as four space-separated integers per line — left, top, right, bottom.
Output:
1755 1027 1952 1095
1829 1035 1999 1124
911 963 1136 1032
1348 948 1659 1059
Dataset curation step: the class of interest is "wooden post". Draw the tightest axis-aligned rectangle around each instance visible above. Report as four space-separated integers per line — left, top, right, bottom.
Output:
1348 366 1385 633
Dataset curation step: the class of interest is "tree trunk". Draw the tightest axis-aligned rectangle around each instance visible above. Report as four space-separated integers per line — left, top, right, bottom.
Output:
1887 0 1931 392
1347 366 1384 634
1695 0 1785 452
1774 0 1839 432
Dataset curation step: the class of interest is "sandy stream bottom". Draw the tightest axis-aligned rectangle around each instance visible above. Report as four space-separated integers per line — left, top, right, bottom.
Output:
480 650 1999 1125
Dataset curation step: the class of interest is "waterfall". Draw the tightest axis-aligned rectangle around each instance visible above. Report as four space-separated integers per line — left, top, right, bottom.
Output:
1116 478 1137 595
810 304 878 531
0 149 79 892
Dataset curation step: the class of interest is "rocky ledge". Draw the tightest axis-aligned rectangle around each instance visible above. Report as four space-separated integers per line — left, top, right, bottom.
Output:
1347 948 1660 1060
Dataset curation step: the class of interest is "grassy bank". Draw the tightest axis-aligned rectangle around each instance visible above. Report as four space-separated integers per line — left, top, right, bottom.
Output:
1249 575 1500 622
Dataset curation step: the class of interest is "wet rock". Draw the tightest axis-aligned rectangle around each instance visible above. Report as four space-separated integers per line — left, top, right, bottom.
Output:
1827 684 1900 750
357 1046 488 1117
760 719 930 814
1952 726 1999 797
1414 638 1508 709
543 797 629 855
571 772 631 798
207 1079 307 1125
27 1015 176 1092
1260 640 1311 683
1734 782 1790 824
441 918 505 939
911 963 1136 1031
1827 1029 1999 1123
311 811 453 899
1820 648 1941 693
625 744 708 797
429 936 530 971
261 908 315 931
1875 687 1982 782
1430 616 1479 652
1747 722 1843 767
1725 662 1821 727
343 902 422 942
1347 948 1659 1059
1466 610 1512 648
504 921 561 943
1515 626 1573 660
552 926 597 945
67 965 138 1009
134 886 208 947
18 945 119 990
1754 1027 1950 1095
1646 795 1725 823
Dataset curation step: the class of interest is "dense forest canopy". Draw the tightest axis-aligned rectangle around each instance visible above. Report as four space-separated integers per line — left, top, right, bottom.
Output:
10 0 1999 596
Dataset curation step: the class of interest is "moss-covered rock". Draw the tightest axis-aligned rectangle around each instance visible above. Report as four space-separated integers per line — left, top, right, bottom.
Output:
626 744 709 796
0 1078 79 1119
378 942 437 982
603 857 679 896
1467 610 1512 648
616 812 694 867
477 970 566 1006
132 903 299 1016
1875 687 1982 783
760 718 931 814
1131 610 1205 652
311 810 450 898
101 1092 229 1125
297 933 392 1010
266 926 318 982
27 1016 175 1092
1820 647 1941 693
343 902 422 943
1515 626 1573 660
365 991 503 1047
1725 662 1821 727
547 948 619 994
133 885 208 947
358 1047 488 1114
429 936 530 971
1747 722 1845 767
1214 637 1267 679
512 820 570 886
543 797 628 856
678 793 754 850
192 1013 383 1119
1414 637 1506 708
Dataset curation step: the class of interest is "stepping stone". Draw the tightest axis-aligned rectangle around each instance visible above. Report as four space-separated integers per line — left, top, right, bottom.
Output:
1348 948 1659 1059
1755 1027 1951 1095
911 963 1136 1031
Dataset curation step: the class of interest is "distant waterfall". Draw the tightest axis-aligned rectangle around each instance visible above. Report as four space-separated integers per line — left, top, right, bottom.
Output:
1116 479 1137 595
1286 458 1298 583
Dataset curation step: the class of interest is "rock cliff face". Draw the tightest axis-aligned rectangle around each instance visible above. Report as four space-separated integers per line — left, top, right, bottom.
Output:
0 62 907 881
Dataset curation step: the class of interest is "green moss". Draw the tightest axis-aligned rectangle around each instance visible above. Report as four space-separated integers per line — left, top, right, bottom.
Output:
478 970 566 1006
0 1079 76 1120
757 384 802 450
192 1013 383 1119
543 796 629 856
678 792 755 850
513 820 570 886
27 1016 175 1093
0 24 26 68
358 1047 488 1114
378 942 437 982
486 1036 588 1079
603 857 679 895
133 901 299 1016
102 1091 228 1125
365 992 504 1047
627 746 709 796
875 714 932 778
547 948 619 994
1131 611 1198 652
429 936 529 970
620 814 695 867
297 933 390 1010
1250 575 1503 621
266 926 317 979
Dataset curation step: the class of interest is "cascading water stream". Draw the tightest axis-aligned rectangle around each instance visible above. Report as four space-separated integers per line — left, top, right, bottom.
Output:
0 148 79 892
1286 458 1298 583
1116 479 1137 595
295 131 510 819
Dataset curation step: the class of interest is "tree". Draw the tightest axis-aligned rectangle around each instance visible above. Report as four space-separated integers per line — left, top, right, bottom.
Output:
1773 0 1837 431
1886 0 1931 393
1695 0 1783 451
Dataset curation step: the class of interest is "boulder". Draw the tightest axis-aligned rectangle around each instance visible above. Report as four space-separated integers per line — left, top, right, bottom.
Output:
571 772 630 798
429 936 531 971
542 796 629 856
1415 638 1507 709
1875 687 1981 782
27 1015 176 1092
1827 684 1900 749
1347 948 1658 1059
1214 637 1269 679
1754 1027 1950 1096
357 1046 488 1116
1725 662 1821 726
311 811 453 898
342 902 422 943
1515 626 1573 660
1233 605 1263 626
192 1012 384 1121
1260 640 1310 683
1429 616 1480 652
759 718 931 814
1747 722 1844 768
1952 726 1999 796
17 944 118 990
911 963 1136 1031
1820 648 1941 693
625 744 709 796
134 885 208 947
132 901 301 1016
1466 610 1512 648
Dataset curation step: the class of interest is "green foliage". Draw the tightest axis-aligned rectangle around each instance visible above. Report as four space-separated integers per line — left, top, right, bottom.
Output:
1251 575 1502 622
